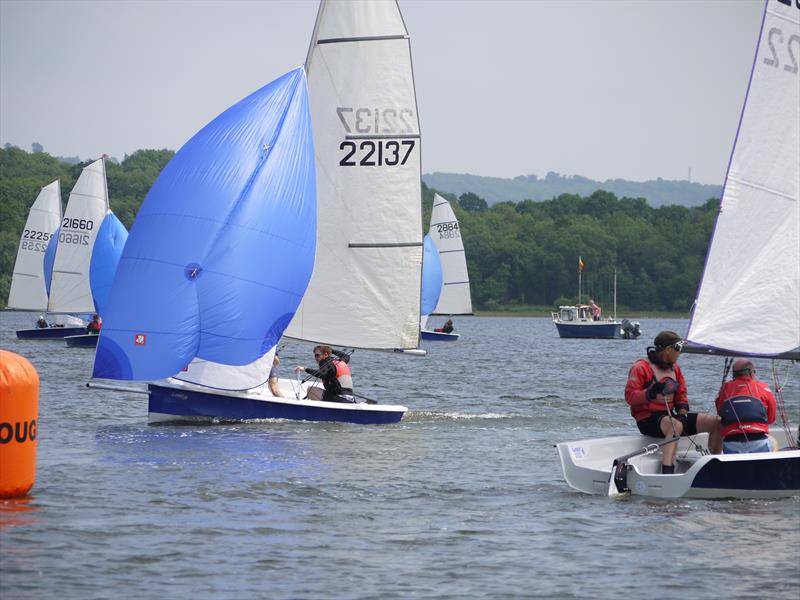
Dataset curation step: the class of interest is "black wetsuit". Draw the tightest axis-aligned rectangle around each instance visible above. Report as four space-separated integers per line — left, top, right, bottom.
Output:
303 350 353 402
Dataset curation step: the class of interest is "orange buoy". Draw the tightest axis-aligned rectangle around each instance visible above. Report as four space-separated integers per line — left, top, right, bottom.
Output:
0 350 39 498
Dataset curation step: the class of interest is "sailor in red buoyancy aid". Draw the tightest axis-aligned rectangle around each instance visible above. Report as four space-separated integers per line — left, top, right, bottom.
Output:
294 345 355 403
624 330 722 473
715 358 776 454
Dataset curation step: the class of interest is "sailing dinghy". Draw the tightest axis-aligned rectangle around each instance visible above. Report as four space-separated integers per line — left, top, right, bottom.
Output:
93 0 424 424
9 181 87 339
42 159 128 348
557 0 799 499
421 194 471 341
274 0 425 418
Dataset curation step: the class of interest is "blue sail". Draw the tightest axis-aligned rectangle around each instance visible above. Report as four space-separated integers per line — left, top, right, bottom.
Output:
94 67 317 380
89 212 128 316
43 228 59 298
421 234 443 317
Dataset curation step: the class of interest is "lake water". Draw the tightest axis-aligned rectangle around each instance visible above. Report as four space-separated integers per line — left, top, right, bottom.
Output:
1 312 798 599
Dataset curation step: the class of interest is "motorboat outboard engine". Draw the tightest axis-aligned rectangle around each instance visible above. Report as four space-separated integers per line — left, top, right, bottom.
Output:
621 319 642 339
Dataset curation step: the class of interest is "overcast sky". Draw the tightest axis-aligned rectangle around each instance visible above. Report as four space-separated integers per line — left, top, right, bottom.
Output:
1 0 764 184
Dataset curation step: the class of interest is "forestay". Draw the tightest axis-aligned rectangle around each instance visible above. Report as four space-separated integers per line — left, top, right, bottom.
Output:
47 159 111 314
7 180 62 310
284 0 424 350
93 68 317 382
429 193 473 315
687 0 799 356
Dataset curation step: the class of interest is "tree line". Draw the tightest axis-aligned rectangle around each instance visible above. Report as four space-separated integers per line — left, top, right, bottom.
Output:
422 185 719 314
1 147 718 313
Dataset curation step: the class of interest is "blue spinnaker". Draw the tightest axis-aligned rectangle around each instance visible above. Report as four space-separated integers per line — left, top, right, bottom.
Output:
421 234 443 317
94 67 317 380
43 228 59 298
89 212 128 316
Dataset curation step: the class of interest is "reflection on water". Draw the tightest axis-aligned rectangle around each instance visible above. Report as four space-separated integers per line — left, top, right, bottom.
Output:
0 312 798 598
0 496 41 529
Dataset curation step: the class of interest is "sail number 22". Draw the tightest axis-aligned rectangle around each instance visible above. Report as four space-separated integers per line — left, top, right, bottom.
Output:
764 26 800 75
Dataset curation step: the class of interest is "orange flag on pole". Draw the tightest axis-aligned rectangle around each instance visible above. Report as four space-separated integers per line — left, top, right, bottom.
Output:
578 256 584 272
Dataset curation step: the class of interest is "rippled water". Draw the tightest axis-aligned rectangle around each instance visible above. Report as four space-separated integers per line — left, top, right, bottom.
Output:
1 312 798 599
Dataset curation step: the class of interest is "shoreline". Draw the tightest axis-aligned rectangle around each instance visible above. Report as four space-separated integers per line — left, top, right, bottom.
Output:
470 309 690 318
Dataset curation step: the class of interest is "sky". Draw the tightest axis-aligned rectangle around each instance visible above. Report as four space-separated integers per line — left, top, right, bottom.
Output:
0 0 765 185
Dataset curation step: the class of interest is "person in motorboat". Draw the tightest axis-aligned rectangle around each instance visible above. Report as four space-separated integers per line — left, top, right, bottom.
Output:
624 330 722 474
294 346 356 403
588 299 601 321
435 319 454 334
715 358 777 454
86 314 102 334
36 315 48 329
268 353 284 398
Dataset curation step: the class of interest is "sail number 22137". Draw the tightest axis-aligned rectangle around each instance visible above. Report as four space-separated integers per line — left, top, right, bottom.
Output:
336 106 418 167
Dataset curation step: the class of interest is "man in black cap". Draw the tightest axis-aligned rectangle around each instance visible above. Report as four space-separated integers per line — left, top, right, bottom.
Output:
624 330 722 473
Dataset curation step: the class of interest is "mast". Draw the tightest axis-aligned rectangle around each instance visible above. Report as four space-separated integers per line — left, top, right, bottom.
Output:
613 269 617 320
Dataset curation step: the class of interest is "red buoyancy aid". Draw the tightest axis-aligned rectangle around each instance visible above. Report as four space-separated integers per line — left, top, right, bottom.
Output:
333 359 353 392
715 378 776 438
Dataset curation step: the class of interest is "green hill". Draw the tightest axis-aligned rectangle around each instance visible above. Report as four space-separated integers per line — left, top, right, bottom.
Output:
423 171 721 208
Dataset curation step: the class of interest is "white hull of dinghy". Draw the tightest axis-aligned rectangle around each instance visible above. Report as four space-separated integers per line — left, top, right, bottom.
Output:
147 377 408 425
556 432 800 499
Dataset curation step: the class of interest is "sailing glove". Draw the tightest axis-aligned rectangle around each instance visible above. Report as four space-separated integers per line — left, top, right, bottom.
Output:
646 380 666 401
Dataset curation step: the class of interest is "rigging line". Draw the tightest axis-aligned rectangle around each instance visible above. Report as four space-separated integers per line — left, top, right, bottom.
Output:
773 361 797 449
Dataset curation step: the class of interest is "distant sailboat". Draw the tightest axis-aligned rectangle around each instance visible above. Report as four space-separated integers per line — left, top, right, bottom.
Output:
421 194 471 341
9 181 87 339
557 0 799 499
8 181 61 312
44 159 128 347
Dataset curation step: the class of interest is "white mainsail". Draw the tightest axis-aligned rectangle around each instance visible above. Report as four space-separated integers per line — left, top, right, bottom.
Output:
7 180 62 310
687 0 799 356
284 0 423 350
429 193 472 315
47 158 110 314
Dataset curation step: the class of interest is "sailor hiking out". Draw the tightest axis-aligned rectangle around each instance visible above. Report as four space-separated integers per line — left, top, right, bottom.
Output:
295 346 356 403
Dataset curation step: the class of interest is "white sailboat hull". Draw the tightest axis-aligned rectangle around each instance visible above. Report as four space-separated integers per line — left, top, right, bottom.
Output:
556 432 800 499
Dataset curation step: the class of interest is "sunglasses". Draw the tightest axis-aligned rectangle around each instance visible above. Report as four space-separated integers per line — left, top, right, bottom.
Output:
313 353 323 358
671 341 684 352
